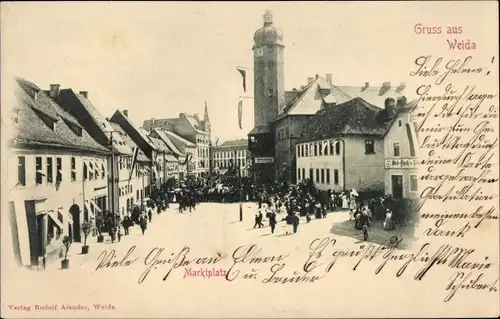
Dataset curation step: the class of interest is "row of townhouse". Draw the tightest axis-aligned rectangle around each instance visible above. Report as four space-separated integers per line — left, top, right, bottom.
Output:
210 139 251 177
142 102 212 177
4 78 196 271
295 96 419 200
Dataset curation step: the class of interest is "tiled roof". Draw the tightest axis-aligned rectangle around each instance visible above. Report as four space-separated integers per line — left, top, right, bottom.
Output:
143 118 178 132
182 113 206 133
275 77 414 122
152 128 183 156
162 130 196 147
114 110 156 150
276 77 352 120
108 123 134 156
58 89 130 154
148 135 170 153
110 123 149 161
338 84 413 109
298 97 394 143
285 90 300 106
12 78 109 154
219 138 248 148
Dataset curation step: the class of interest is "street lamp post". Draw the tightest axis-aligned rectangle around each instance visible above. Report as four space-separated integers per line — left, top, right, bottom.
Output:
234 149 243 222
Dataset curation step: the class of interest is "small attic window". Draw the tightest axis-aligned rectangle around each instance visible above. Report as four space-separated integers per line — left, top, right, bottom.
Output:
34 109 57 131
64 120 82 136
33 91 39 101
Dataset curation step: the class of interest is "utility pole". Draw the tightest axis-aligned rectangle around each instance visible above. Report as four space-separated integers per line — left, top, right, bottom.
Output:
141 166 145 207
109 132 116 237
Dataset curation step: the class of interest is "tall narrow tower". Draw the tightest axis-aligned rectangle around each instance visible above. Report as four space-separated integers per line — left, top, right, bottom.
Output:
253 10 285 128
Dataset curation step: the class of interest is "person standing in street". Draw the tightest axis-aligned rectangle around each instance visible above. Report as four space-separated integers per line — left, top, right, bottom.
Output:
292 212 300 234
269 212 277 234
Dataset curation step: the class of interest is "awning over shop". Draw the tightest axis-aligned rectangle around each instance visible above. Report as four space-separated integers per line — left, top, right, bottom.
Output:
84 201 93 217
47 210 64 230
90 200 102 214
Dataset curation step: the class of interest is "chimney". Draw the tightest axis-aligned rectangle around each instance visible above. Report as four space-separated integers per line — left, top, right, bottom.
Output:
307 77 314 83
79 91 88 99
397 82 406 92
384 97 396 117
49 84 60 99
292 88 297 92
123 110 128 117
315 74 319 80
379 82 391 96
397 96 408 108
361 82 369 92
326 74 332 85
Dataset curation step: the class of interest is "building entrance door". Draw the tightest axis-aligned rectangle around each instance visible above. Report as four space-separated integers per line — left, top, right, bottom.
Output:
391 175 403 199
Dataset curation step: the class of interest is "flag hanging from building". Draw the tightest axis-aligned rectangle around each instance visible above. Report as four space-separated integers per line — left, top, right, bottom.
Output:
238 100 243 129
128 147 139 183
237 68 246 92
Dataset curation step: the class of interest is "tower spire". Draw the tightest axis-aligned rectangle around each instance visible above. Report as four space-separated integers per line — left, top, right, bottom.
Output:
204 100 211 132
263 9 273 26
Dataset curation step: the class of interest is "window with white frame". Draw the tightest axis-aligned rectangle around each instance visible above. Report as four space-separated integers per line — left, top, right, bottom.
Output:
18 156 26 186
393 142 401 157
410 175 418 192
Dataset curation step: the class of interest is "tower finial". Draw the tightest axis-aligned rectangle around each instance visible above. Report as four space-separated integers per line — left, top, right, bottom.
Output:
263 9 273 26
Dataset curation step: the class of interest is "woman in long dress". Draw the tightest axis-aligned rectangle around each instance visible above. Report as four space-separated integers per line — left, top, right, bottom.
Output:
384 209 395 230
342 193 349 209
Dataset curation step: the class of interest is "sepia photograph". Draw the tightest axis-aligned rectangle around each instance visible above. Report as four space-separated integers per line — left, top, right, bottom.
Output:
1 2 498 318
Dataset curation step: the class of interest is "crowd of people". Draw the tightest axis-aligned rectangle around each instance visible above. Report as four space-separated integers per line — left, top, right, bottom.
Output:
93 172 417 242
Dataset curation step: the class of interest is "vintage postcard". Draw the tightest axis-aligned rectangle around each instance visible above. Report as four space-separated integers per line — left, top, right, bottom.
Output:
1 1 499 318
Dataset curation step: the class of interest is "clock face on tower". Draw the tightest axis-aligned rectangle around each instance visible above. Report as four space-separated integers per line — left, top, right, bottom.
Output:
254 47 264 57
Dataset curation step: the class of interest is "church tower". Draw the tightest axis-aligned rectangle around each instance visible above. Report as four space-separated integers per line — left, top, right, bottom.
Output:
253 10 285 128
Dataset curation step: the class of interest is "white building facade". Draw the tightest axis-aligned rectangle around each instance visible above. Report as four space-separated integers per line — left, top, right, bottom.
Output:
6 78 110 269
383 106 420 199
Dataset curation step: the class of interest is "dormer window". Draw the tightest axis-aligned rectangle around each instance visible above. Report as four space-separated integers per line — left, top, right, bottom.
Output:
65 120 83 137
34 91 39 101
34 109 57 131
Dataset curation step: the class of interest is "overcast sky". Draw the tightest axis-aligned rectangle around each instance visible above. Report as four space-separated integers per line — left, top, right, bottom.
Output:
1 1 497 142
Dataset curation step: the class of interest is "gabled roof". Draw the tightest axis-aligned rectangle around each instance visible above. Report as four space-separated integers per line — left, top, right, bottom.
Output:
275 76 352 121
108 123 134 156
147 135 171 153
162 130 196 148
274 77 414 122
219 138 248 148
110 123 150 161
338 84 412 109
112 110 156 150
12 78 109 154
298 97 394 143
152 128 183 156
57 88 129 154
181 113 207 133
